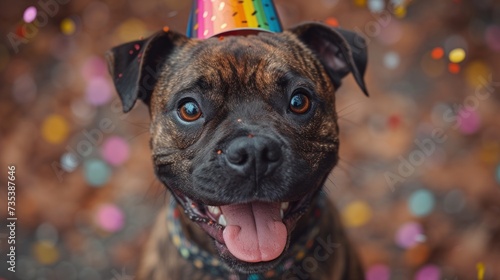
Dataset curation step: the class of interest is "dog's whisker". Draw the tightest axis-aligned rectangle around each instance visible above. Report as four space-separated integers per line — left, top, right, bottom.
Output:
337 100 367 115
338 116 361 127
125 130 150 142
121 120 151 129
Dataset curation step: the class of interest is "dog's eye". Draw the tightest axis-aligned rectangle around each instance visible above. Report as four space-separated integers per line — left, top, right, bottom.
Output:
178 100 202 122
289 91 311 114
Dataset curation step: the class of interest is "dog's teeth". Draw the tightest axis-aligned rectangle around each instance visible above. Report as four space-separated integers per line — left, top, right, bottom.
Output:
281 202 289 210
207 206 221 215
280 209 284 219
218 215 227 226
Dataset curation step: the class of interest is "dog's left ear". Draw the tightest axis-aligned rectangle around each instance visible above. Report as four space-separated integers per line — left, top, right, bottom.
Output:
289 23 369 96
105 30 189 112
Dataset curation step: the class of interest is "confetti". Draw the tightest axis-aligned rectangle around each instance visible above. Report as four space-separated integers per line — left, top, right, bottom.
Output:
60 18 76 35
409 189 435 217
449 48 466 63
342 200 372 227
477 262 485 280
384 51 400 69
368 0 385 12
465 61 491 87
414 264 441 280
354 0 367 7
23 6 37 23
81 56 108 81
85 77 112 106
366 264 390 280
457 108 481 135
117 18 147 42
60 153 79 172
448 62 461 74
41 115 69 144
101 136 130 166
396 222 424 249
393 6 407 18
83 159 111 187
33 241 59 265
325 17 339 27
96 204 125 233
431 47 444 60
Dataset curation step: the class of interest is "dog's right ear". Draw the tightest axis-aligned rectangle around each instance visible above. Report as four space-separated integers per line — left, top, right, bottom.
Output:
105 30 189 113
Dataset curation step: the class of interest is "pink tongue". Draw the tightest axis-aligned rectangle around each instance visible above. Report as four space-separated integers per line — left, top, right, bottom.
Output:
221 202 287 263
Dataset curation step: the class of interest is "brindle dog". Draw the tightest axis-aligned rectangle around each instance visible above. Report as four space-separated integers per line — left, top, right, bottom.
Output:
106 22 368 280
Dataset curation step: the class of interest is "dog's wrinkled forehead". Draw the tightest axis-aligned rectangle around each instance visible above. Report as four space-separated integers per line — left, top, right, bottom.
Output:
156 33 321 101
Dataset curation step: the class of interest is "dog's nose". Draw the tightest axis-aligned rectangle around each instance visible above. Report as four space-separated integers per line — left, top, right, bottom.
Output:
225 136 282 177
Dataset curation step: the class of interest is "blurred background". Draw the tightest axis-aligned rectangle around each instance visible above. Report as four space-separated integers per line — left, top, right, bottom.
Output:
1 0 500 279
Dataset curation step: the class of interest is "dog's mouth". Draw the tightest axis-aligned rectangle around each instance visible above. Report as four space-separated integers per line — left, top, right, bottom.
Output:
171 190 313 269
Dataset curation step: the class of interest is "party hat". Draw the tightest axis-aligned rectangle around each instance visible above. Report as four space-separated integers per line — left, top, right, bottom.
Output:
187 0 282 39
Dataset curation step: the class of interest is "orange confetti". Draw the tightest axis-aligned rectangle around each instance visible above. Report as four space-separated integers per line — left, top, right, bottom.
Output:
448 63 461 74
218 36 224 41
325 17 339 27
431 47 444 60
163 26 170 32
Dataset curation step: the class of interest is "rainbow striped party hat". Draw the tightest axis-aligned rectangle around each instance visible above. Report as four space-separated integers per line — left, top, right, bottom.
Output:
187 0 283 39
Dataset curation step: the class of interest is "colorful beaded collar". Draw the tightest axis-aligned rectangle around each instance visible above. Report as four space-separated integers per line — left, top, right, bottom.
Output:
166 195 326 279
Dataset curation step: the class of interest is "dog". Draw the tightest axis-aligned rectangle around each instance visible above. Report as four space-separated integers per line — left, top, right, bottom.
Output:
106 22 368 279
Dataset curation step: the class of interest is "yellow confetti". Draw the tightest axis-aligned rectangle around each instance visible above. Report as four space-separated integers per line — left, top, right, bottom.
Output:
41 114 69 144
465 61 491 88
477 262 485 280
117 18 147 42
354 0 367 7
449 48 466 63
33 241 59 265
394 6 407 18
342 200 372 227
60 18 76 35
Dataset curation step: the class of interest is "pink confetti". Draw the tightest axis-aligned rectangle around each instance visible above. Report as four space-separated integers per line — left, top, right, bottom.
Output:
415 264 441 280
23 6 37 23
101 136 130 166
85 77 112 106
96 204 124 233
81 56 108 81
458 108 481 135
395 222 423 249
366 264 390 280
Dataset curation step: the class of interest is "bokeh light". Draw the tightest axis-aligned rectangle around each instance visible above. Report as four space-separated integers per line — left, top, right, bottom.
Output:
366 264 390 280
96 203 125 233
41 115 70 144
396 222 424 249
101 136 130 166
342 200 372 227
83 159 111 187
415 264 441 280
409 189 435 217
23 6 37 23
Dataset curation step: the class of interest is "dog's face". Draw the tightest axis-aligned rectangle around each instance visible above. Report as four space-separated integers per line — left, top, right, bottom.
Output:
107 23 367 273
